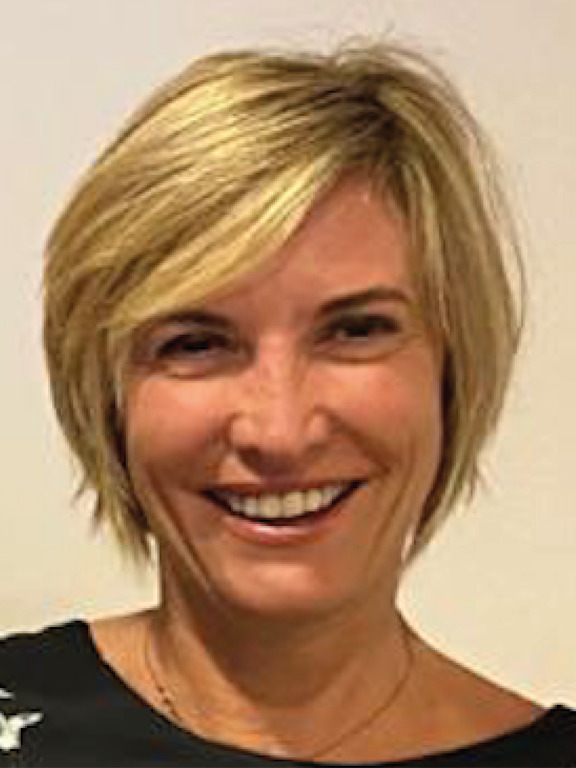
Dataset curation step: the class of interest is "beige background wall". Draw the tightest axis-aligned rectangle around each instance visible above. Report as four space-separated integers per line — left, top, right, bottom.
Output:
1 0 575 706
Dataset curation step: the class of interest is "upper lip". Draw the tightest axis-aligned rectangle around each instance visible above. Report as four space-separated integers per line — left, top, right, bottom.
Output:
204 478 364 495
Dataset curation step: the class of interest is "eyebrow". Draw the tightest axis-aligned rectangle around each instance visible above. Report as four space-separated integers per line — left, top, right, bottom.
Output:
162 287 411 329
317 287 411 317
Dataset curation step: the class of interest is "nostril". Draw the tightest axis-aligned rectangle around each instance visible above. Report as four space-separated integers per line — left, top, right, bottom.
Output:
228 404 330 456
229 417 313 459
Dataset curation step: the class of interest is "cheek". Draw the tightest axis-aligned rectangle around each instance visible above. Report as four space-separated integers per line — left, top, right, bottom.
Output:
333 358 443 479
336 362 441 432
124 379 224 490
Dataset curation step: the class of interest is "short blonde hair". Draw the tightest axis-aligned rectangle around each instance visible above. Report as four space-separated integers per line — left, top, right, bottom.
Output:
43 40 524 562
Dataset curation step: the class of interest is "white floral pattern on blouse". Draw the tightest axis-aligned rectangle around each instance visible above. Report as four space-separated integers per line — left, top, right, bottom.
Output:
0 687 43 753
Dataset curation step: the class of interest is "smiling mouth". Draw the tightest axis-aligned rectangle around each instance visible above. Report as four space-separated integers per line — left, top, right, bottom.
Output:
202 481 363 526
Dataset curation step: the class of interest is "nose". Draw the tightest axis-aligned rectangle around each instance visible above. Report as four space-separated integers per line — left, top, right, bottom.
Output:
227 350 329 473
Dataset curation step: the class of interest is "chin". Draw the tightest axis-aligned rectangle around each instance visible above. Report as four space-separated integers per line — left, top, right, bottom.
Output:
207 561 381 627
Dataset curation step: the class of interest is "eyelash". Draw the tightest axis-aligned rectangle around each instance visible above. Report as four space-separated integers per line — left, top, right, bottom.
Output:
155 331 232 358
154 314 401 361
319 314 400 343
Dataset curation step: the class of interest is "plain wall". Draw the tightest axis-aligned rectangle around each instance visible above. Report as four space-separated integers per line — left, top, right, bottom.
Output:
1 0 575 706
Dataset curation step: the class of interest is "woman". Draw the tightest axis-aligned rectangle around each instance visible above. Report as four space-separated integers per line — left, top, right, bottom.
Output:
1 40 574 766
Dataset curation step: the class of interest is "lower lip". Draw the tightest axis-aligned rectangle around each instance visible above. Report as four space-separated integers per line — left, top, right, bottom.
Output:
207 484 363 547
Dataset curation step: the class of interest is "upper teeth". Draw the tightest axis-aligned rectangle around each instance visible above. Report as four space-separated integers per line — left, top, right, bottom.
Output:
213 482 352 520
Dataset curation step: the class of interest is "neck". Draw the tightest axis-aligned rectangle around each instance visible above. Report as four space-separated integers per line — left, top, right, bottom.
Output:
146 567 413 758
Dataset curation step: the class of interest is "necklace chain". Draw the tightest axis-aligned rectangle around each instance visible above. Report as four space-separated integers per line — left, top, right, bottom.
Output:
144 622 414 761
144 630 184 726
308 631 413 759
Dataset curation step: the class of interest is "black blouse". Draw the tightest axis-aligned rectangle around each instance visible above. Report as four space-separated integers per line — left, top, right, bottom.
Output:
1 622 575 767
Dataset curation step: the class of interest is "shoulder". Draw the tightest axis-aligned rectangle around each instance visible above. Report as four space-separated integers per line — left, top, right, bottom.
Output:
0 612 154 711
0 621 89 695
405 633 576 762
406 633 542 748
0 616 170 768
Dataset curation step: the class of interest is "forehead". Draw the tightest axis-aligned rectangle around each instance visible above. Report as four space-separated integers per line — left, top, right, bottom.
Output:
201 176 413 317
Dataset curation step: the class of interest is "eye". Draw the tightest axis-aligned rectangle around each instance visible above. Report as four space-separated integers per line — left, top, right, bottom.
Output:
315 313 406 362
155 330 233 359
321 314 401 342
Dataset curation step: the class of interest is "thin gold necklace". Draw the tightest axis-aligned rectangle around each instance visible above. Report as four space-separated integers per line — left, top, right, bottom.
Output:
144 624 414 761
144 629 185 727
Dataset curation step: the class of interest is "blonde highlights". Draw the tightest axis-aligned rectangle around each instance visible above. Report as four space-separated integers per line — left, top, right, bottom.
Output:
43 40 524 560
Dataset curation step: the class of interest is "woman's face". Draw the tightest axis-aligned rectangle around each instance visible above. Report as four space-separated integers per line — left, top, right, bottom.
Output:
125 176 443 624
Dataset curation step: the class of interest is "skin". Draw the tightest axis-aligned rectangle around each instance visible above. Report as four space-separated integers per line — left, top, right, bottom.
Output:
92 176 541 762
126 175 442 624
